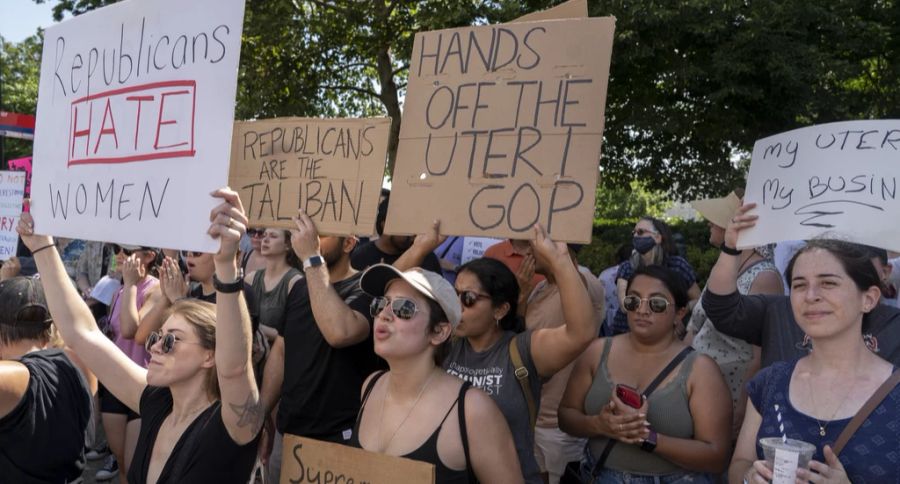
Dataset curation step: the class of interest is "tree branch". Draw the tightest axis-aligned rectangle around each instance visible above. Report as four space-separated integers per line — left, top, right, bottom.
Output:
318 84 380 98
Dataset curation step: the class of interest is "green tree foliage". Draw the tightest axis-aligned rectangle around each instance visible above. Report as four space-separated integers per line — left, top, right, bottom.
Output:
21 0 900 200
594 180 672 223
0 33 42 161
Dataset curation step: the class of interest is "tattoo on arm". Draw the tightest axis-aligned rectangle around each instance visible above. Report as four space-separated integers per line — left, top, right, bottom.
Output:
229 393 264 434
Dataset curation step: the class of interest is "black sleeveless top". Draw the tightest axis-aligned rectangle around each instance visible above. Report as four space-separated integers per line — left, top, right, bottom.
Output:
127 386 259 484
350 371 475 483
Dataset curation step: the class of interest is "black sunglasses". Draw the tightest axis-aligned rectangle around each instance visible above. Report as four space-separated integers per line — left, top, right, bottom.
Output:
622 295 670 313
370 296 419 320
145 331 204 354
457 290 490 308
247 228 265 237
111 244 137 256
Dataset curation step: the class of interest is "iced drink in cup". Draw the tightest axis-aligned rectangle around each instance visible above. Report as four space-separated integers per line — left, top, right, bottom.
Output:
760 437 817 483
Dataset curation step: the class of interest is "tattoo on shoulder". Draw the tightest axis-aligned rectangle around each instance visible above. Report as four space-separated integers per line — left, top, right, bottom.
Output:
229 394 264 433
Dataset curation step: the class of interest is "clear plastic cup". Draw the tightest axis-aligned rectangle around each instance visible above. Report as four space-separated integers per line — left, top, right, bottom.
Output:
760 437 817 471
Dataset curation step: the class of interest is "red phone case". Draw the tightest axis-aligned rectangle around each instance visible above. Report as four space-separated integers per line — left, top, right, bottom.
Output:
615 384 643 408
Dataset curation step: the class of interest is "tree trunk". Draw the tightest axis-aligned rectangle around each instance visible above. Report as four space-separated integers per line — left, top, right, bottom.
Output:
375 47 402 179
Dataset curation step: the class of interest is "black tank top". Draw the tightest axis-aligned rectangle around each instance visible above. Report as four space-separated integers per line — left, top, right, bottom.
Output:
350 371 475 483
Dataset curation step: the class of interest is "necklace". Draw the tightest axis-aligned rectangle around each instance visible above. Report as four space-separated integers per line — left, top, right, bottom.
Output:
377 370 437 452
806 371 856 437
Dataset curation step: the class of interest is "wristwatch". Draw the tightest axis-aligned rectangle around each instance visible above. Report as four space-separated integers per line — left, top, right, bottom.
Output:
213 268 244 293
302 255 325 271
640 429 658 452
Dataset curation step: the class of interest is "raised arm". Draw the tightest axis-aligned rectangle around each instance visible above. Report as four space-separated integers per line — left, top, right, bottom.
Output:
16 211 146 413
392 219 445 272
117 254 159 340
133 257 190 344
208 188 262 445
290 210 369 348
529 224 596 377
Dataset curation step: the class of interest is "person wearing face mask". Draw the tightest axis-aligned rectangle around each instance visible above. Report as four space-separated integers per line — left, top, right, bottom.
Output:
610 217 702 336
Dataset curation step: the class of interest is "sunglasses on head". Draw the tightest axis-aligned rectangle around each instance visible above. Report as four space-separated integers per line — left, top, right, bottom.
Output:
370 296 419 320
622 295 670 313
111 244 137 256
247 228 265 237
145 330 204 354
457 290 490 308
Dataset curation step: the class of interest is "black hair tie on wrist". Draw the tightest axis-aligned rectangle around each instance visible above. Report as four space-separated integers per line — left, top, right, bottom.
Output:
31 242 58 255
720 242 742 256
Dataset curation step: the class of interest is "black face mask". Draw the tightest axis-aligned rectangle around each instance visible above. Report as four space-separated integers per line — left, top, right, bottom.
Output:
632 236 656 255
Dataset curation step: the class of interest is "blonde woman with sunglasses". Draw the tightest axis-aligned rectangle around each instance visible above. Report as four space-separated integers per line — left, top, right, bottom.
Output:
559 265 731 483
16 189 262 484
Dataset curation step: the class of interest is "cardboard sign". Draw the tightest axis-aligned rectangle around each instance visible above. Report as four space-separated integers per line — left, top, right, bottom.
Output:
281 434 435 484
386 17 615 243
739 120 900 252
511 0 588 23
0 171 27 260
30 0 245 252
229 117 390 235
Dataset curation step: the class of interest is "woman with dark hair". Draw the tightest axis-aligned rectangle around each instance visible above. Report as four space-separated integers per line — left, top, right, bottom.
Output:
245 228 302 344
559 265 731 483
16 188 262 484
350 263 523 483
725 215 900 482
610 217 701 335
442 225 596 484
0 276 96 482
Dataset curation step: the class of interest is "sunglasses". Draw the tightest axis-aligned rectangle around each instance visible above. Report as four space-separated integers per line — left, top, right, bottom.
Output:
247 228 265 237
111 244 137 256
622 295 670 313
370 296 419 320
145 331 204 354
457 290 490 308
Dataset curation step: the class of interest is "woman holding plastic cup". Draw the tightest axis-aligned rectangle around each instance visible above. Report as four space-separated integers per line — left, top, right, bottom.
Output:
727 204 900 483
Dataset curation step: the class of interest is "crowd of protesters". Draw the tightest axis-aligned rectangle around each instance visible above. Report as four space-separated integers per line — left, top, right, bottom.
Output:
1 186 899 484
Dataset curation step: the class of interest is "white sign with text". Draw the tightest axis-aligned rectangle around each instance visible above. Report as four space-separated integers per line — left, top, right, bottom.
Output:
31 0 245 251
740 120 900 252
0 171 27 260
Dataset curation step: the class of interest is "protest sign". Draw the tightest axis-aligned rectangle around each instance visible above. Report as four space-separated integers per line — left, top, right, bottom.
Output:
30 0 245 252
739 120 900 252
0 171 27 260
281 434 435 484
386 17 614 243
229 117 390 235
8 157 33 197
511 0 588 23
461 236 502 264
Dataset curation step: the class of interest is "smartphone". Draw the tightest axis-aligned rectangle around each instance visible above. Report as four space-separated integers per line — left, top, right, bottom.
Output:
615 384 643 409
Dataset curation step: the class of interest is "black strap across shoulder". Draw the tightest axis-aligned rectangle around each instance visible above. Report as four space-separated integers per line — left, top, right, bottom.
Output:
590 346 694 477
456 381 477 483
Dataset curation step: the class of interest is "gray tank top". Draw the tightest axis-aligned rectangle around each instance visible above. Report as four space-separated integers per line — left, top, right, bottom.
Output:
584 338 698 475
251 268 301 329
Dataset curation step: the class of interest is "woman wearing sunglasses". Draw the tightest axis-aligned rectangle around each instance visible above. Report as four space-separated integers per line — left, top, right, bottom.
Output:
559 265 731 483
240 228 267 275
355 263 523 483
441 225 596 484
16 188 262 484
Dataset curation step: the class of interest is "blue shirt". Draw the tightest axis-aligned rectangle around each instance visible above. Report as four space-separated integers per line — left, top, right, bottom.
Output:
746 359 900 483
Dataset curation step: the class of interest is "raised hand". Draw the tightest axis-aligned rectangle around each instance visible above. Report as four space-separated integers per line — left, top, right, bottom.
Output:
16 206 53 252
208 188 248 264
290 210 320 261
724 202 758 249
160 257 189 303
122 254 145 286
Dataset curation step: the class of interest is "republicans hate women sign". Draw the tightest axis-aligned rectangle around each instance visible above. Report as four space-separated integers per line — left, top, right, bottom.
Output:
30 0 245 252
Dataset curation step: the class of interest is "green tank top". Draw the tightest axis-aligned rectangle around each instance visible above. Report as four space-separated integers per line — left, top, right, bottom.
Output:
251 268 301 329
584 338 698 475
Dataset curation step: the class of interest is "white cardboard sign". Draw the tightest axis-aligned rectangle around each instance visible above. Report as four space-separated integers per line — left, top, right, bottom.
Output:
31 0 245 251
0 171 27 260
740 120 900 252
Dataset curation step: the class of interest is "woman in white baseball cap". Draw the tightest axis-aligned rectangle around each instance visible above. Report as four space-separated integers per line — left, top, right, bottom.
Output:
353 263 523 483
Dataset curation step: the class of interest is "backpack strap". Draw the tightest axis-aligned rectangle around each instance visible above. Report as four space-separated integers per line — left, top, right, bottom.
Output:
833 368 900 456
508 336 536 430
456 381 476 484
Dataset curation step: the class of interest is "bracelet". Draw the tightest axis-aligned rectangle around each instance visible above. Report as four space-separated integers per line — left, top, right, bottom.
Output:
31 242 57 255
720 242 742 256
